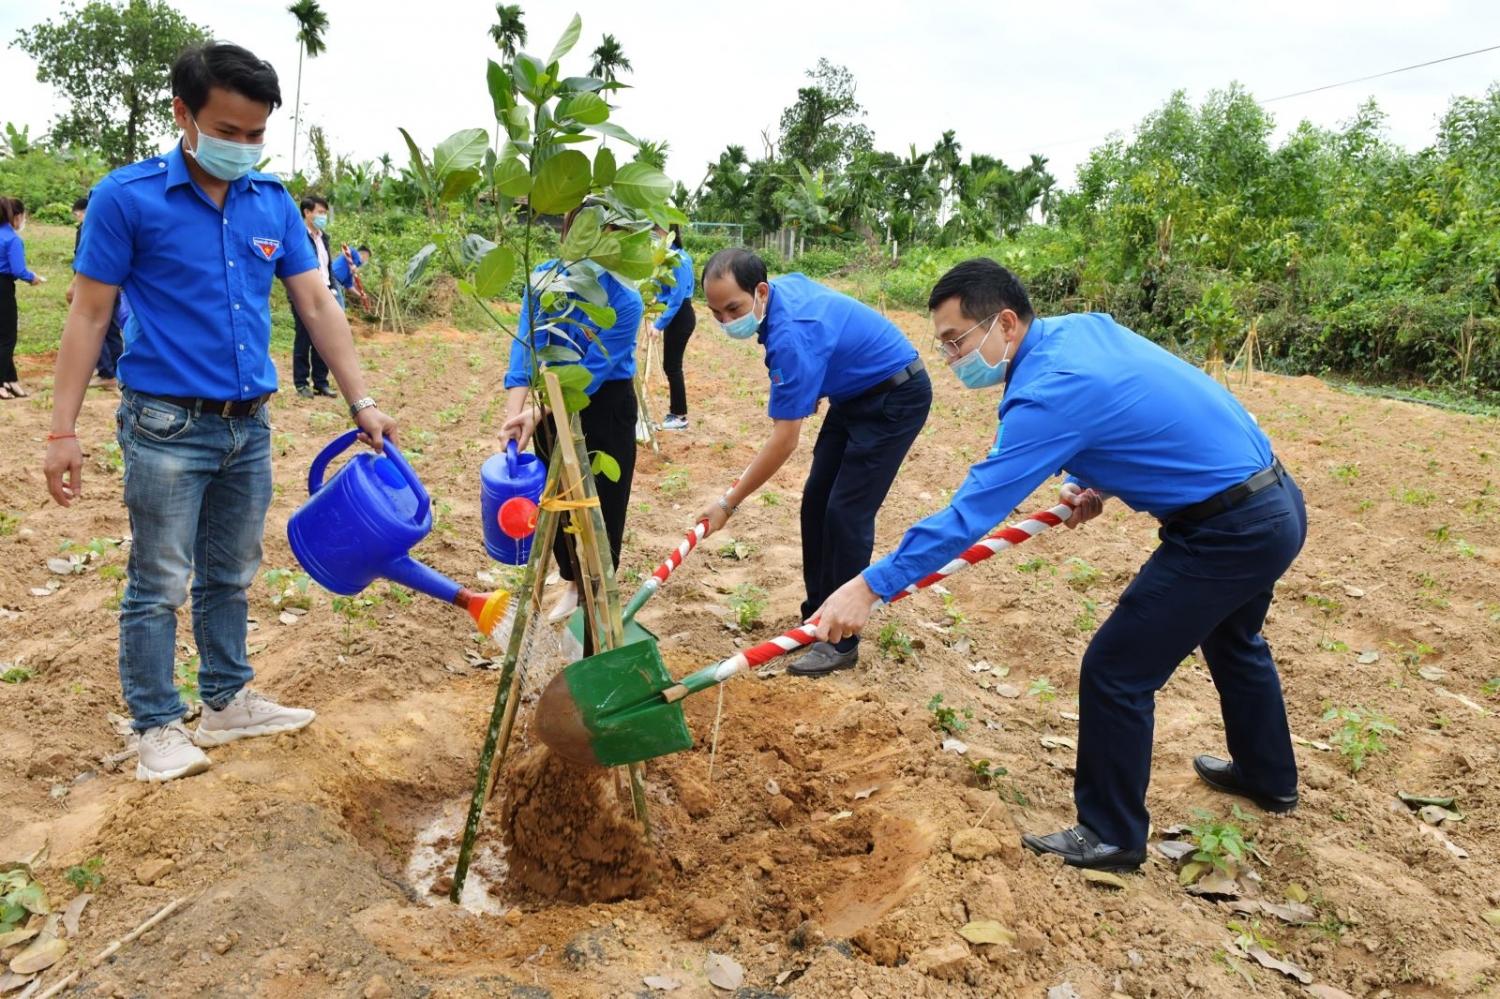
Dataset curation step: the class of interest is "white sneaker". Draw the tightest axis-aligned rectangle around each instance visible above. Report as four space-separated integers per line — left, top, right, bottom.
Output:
545 583 580 623
193 688 315 747
660 414 688 431
136 721 211 782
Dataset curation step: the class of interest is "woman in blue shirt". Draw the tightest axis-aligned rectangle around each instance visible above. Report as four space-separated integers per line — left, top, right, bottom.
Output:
0 197 44 399
653 225 695 430
501 207 645 621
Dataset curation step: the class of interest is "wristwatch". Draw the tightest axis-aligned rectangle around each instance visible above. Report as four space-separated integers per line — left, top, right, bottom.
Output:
348 396 377 419
717 495 737 516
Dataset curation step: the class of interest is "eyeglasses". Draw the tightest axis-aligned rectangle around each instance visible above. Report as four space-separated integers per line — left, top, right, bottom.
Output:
933 313 999 359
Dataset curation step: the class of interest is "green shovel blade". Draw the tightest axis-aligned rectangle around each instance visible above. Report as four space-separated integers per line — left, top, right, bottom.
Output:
536 636 693 767
565 607 657 655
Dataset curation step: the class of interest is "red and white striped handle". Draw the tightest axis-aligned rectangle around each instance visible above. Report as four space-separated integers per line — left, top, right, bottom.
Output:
634 518 709 599
664 501 1074 700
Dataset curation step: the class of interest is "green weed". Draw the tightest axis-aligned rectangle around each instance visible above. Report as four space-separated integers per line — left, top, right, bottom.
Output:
63 857 105 894
727 583 768 630
876 621 914 662
1185 806 1255 873
1323 705 1400 773
926 693 971 735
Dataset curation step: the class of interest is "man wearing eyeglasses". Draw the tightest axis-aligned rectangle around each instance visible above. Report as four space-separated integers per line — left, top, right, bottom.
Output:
813 258 1307 872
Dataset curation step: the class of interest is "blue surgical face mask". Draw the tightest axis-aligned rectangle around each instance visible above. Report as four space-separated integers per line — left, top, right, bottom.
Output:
187 117 264 182
720 290 763 340
312 214 328 230
950 320 1013 389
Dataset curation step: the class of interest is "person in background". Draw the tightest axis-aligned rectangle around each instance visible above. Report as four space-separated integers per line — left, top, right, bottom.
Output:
0 197 44 399
500 207 644 622
653 225 695 431
697 248 932 675
42 41 397 782
290 194 337 398
330 243 371 311
814 259 1307 872
68 195 125 388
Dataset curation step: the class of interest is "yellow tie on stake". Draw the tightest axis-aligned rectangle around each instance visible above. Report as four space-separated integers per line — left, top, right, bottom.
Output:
540 477 601 535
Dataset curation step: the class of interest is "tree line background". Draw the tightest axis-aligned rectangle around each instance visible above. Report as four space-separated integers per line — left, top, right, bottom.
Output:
4 0 1497 396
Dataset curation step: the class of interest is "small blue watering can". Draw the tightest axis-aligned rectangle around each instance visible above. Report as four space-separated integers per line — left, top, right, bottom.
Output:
480 441 547 565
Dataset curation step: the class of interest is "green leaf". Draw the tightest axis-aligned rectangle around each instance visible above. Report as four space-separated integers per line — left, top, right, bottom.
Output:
439 166 481 201
560 206 604 259
552 363 593 394
538 345 581 364
433 128 489 178
577 302 617 328
486 60 515 118
404 243 437 288
514 54 547 101
593 146 617 188
563 387 591 414
548 13 582 65
397 127 432 191
529 149 592 215
591 450 621 483
475 246 516 298
649 203 689 227
561 266 609 306
494 157 531 198
557 92 609 125
459 233 497 265
14 881 49 915
611 161 672 210
503 106 530 142
604 229 656 280
561 75 606 92
587 121 639 146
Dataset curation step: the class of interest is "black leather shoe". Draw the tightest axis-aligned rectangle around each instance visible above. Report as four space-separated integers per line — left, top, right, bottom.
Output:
787 641 859 677
1193 755 1298 813
1021 824 1145 871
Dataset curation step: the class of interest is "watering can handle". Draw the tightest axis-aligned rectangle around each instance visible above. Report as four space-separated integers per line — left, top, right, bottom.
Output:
506 439 519 474
307 429 360 496
379 438 431 526
305 429 431 526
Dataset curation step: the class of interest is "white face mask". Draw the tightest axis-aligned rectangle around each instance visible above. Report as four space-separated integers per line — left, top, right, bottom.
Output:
186 116 264 181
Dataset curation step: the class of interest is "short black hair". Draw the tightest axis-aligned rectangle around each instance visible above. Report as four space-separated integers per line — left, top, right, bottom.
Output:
669 224 683 250
73 196 89 212
171 42 282 115
300 195 329 213
927 257 1034 321
357 244 372 255
0 198 22 226
703 248 768 292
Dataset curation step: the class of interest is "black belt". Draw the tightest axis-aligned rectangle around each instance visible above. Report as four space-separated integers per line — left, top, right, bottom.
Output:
1169 460 1286 523
147 392 273 418
849 359 925 402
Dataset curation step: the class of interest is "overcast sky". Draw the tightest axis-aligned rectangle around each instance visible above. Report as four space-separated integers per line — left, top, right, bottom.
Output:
3 0 1499 196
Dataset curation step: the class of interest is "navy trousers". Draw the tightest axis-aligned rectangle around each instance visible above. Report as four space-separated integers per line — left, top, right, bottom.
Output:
1074 471 1307 849
800 370 932 644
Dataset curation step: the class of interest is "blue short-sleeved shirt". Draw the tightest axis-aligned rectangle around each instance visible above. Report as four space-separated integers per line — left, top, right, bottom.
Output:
652 250 694 330
758 274 918 420
0 223 36 283
74 143 319 400
862 313 1275 600
331 248 363 289
504 261 643 395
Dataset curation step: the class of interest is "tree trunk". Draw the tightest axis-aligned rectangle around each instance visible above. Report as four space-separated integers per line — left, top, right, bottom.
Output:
291 44 305 174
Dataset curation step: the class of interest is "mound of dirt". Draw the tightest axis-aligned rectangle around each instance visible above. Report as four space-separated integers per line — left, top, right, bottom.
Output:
499 745 666 902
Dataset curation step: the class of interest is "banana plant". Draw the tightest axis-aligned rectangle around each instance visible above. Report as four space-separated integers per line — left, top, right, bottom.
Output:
398 12 686 414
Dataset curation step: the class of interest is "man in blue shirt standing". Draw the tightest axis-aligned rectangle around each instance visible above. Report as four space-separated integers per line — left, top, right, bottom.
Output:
699 249 932 675
42 43 398 783
815 259 1306 871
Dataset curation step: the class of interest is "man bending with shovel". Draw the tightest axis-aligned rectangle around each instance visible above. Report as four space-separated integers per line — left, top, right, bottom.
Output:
813 259 1307 872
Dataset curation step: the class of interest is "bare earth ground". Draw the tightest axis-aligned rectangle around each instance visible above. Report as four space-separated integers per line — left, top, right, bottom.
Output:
2 307 1498 999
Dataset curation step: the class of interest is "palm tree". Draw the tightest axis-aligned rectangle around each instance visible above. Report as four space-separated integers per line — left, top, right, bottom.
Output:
489 4 527 59
589 34 632 82
287 0 328 175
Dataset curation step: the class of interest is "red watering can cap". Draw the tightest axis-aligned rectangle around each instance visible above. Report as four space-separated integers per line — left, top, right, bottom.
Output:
498 496 539 540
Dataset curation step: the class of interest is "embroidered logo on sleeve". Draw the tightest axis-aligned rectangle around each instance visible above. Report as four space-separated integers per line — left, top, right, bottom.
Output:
769 368 784 386
251 237 281 259
987 422 1004 459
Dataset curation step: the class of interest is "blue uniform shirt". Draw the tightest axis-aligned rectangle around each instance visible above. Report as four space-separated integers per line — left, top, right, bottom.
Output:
505 261 643 395
862 313 1274 600
0 223 37 283
331 248 363 289
652 250 694 330
759 274 918 420
74 143 318 400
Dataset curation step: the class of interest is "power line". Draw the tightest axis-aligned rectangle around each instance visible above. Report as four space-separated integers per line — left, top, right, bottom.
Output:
1263 42 1500 103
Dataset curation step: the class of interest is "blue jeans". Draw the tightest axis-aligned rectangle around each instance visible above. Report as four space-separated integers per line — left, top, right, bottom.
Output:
1073 471 1308 849
117 390 274 731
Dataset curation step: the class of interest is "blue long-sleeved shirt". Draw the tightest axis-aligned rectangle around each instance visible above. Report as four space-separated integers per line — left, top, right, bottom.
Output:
504 260 644 395
0 224 37 283
862 312 1274 600
652 249 694 330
